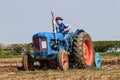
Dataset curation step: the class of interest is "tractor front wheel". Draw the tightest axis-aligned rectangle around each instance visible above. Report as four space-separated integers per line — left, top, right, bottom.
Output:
57 49 69 71
22 54 34 71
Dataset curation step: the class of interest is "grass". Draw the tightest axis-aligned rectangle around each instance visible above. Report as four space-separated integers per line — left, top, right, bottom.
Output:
22 70 55 77
22 69 89 78
0 53 22 59
100 52 120 56
89 67 102 71
22 70 41 74
103 72 119 76
0 52 119 59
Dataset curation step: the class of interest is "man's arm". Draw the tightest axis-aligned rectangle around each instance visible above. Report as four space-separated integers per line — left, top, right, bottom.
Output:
63 22 72 32
64 26 72 32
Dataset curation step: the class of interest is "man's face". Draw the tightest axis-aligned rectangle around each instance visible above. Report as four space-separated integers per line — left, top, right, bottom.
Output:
56 20 61 24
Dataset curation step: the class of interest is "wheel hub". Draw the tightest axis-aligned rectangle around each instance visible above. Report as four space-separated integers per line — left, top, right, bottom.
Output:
83 39 93 66
62 53 68 69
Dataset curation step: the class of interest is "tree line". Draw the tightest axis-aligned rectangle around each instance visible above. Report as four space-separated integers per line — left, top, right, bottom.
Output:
0 43 33 54
0 41 120 54
93 41 120 52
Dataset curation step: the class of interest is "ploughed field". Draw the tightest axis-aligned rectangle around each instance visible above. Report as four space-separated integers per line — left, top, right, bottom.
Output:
0 56 120 80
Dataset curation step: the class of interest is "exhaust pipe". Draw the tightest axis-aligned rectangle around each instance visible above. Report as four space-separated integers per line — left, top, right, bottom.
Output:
51 11 57 44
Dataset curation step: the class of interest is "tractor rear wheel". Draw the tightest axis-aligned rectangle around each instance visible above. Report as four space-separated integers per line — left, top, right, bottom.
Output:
22 54 34 71
73 32 94 68
57 49 69 71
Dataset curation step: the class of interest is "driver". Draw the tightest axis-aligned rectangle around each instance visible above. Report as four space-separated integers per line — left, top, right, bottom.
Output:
56 17 72 50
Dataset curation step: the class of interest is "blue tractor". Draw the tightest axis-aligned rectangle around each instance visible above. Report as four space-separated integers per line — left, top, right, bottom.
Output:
22 12 101 71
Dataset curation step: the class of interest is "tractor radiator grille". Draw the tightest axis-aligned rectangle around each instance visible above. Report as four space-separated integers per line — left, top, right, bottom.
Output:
33 37 40 51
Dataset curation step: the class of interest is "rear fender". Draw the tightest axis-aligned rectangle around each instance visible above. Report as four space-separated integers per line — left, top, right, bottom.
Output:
69 29 85 52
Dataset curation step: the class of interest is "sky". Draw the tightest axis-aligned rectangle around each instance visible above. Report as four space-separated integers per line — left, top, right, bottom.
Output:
0 0 120 44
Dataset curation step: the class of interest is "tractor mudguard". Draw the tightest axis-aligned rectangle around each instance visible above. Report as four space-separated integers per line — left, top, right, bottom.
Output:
69 29 85 51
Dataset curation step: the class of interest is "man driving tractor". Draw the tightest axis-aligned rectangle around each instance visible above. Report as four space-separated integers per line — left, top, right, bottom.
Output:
55 17 72 51
22 14 101 71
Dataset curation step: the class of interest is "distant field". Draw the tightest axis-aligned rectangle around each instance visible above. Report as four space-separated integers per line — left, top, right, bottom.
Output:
100 52 120 56
0 53 22 59
0 52 120 59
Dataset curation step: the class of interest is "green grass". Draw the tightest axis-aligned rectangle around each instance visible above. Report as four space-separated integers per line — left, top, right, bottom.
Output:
0 52 119 59
0 53 22 58
22 70 41 74
89 67 102 71
103 72 119 76
22 70 54 77
100 52 120 56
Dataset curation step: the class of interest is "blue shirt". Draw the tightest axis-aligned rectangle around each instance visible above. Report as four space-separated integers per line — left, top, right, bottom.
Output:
56 21 71 34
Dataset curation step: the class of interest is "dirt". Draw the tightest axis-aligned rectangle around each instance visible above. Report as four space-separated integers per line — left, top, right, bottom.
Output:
0 56 120 80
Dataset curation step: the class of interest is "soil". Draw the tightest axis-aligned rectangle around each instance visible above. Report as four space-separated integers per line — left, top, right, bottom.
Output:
0 56 120 80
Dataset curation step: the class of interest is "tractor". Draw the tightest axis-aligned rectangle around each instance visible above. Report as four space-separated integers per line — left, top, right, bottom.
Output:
22 12 101 71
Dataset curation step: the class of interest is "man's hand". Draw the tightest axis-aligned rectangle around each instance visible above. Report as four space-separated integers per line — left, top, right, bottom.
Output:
64 29 67 32
64 26 72 32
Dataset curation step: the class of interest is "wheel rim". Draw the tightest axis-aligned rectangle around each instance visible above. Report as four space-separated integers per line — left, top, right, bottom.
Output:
62 52 68 69
83 38 93 66
49 60 57 69
95 53 101 68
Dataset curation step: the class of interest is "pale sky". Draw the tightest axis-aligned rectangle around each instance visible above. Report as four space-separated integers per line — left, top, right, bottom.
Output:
0 0 120 44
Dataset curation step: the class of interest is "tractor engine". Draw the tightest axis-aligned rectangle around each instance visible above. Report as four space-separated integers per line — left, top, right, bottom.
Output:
32 32 64 60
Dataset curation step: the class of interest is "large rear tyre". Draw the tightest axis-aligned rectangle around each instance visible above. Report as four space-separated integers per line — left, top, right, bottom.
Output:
73 32 94 68
57 49 69 71
22 54 34 71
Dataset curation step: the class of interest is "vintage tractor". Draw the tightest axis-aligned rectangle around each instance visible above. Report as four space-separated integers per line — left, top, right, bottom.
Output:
22 12 101 71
